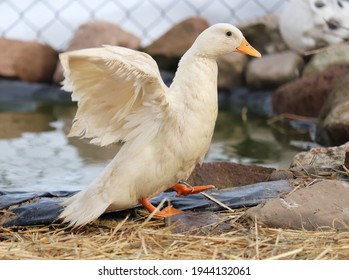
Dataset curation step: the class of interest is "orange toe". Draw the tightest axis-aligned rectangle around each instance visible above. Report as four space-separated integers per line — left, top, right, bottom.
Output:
172 183 215 197
139 197 182 218
154 205 183 218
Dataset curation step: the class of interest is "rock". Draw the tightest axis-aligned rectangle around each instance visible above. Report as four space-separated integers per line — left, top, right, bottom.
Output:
290 141 349 168
316 72 349 146
245 180 349 231
0 38 58 83
272 64 349 117
318 101 349 146
187 162 275 189
246 51 304 89
53 20 141 83
217 53 247 89
279 0 349 53
143 17 209 70
238 13 288 55
303 44 349 76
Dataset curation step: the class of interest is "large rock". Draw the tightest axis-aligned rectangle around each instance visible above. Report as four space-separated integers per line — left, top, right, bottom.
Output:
303 44 349 76
245 180 349 231
238 13 288 55
246 51 304 89
272 64 349 117
316 71 349 146
188 162 275 189
290 141 349 168
143 17 208 70
53 21 141 83
0 38 58 83
217 53 248 89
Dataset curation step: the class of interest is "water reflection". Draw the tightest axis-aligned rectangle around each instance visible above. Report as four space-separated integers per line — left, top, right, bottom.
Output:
210 111 296 167
0 104 298 192
0 110 54 139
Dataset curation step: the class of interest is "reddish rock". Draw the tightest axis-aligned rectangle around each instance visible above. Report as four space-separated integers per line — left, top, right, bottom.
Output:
144 17 208 57
187 162 275 189
0 38 58 83
272 64 349 117
245 180 349 231
143 17 209 70
53 20 141 83
316 72 349 146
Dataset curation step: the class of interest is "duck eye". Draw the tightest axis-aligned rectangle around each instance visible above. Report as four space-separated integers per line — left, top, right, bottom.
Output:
226 31 232 37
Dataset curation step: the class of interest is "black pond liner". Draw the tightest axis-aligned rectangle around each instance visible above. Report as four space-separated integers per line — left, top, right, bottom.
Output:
0 180 292 227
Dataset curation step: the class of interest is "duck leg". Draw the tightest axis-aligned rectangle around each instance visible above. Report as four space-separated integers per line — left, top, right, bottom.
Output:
172 181 215 197
139 197 183 217
139 182 214 218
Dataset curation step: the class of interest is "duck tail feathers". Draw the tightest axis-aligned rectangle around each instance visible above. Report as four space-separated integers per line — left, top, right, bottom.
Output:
59 187 109 228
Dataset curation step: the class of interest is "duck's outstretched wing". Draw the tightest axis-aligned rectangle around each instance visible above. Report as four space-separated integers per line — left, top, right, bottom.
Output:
60 45 169 147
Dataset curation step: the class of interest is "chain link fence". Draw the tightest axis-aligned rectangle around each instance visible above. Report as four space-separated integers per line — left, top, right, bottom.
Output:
0 0 287 49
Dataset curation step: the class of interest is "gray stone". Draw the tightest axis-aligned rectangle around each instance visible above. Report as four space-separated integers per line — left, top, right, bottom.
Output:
316 71 349 146
319 101 349 146
245 180 349 231
246 51 304 89
53 20 141 83
217 53 248 89
290 141 349 168
303 44 349 76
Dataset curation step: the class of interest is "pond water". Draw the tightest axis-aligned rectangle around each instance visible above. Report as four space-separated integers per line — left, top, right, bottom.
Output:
0 99 305 193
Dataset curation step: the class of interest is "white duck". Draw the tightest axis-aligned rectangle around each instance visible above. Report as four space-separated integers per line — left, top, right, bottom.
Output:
59 23 261 227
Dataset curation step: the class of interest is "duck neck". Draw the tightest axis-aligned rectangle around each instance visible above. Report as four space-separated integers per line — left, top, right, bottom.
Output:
169 51 218 105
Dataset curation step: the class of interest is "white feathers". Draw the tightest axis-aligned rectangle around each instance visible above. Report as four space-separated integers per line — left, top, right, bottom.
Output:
60 45 168 147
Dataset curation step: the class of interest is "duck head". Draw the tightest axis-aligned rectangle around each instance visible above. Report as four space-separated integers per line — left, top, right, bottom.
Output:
190 23 261 58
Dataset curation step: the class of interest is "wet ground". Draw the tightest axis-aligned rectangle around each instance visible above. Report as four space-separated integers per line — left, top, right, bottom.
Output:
0 101 302 193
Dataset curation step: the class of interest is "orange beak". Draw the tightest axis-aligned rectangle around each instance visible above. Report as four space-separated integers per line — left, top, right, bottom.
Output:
236 38 261 58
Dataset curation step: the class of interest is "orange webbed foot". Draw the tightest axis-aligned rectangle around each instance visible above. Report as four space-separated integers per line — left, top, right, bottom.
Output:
172 182 215 197
154 205 183 217
139 198 183 218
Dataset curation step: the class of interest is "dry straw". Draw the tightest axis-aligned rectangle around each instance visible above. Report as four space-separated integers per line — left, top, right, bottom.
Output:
1 209 348 260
